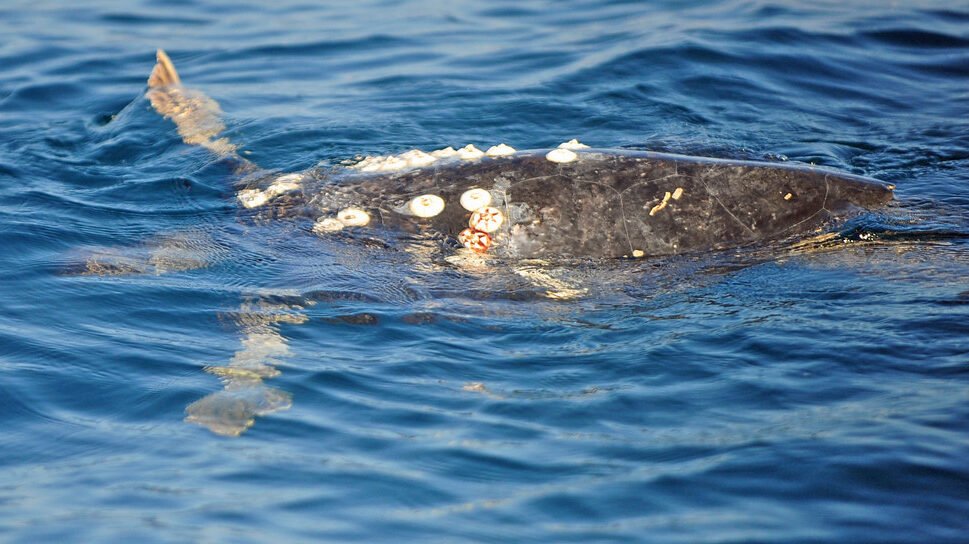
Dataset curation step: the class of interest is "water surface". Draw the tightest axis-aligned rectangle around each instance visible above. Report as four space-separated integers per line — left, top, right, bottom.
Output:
1 1 968 542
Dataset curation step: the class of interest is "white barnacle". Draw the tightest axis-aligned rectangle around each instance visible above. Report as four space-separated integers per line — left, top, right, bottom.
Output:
237 189 269 208
546 148 577 163
377 156 408 172
275 173 303 184
469 206 504 232
460 188 492 211
486 143 516 157
354 156 384 172
558 139 590 150
430 147 457 158
337 207 370 227
457 144 484 160
313 217 345 234
265 173 302 197
399 149 437 168
408 194 446 218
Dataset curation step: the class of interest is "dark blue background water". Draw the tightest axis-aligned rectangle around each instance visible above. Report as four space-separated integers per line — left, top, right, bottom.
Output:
1 1 967 542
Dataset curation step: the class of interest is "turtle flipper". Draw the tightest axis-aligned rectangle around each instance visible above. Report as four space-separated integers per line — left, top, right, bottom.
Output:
146 49 238 157
148 49 181 87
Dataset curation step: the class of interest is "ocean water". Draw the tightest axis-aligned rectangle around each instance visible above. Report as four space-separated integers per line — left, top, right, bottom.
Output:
1 0 968 542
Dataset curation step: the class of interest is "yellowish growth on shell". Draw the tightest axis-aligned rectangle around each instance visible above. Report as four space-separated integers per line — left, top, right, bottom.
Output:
486 143 516 156
672 187 684 200
337 207 370 227
313 217 345 234
649 191 672 216
458 144 485 160
558 139 590 150
784 192 793 200
460 188 492 211
546 148 577 163
409 194 446 218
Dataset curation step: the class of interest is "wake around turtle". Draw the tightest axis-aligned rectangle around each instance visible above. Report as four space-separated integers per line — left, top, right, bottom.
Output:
146 49 895 262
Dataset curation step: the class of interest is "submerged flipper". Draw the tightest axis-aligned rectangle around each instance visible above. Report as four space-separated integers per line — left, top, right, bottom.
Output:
147 49 240 158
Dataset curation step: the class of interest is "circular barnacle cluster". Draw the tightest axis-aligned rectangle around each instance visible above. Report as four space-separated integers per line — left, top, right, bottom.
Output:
313 207 372 234
313 217 346 234
546 148 577 163
458 204 504 254
460 188 491 211
458 228 491 253
337 207 370 227
408 194 446 218
469 206 504 233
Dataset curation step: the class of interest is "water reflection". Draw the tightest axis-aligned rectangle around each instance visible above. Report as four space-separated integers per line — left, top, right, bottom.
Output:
185 297 306 436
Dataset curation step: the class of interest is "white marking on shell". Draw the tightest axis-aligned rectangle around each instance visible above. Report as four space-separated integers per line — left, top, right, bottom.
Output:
545 148 577 163
430 147 457 158
351 155 412 172
458 144 484 160
313 217 345 233
275 173 303 184
470 206 504 232
337 207 370 227
265 174 302 197
460 188 492 211
266 182 299 197
408 194 446 218
354 156 383 172
379 156 408 171
237 189 269 208
558 139 590 150
486 144 516 157
399 149 437 167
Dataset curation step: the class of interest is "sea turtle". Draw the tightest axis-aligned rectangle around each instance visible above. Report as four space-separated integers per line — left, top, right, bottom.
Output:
132 50 896 435
145 50 894 263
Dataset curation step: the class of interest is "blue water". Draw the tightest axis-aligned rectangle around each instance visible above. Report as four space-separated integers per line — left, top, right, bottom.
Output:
2 0 968 542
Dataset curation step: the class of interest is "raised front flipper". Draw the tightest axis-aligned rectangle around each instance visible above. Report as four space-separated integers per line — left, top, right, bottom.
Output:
147 49 238 157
